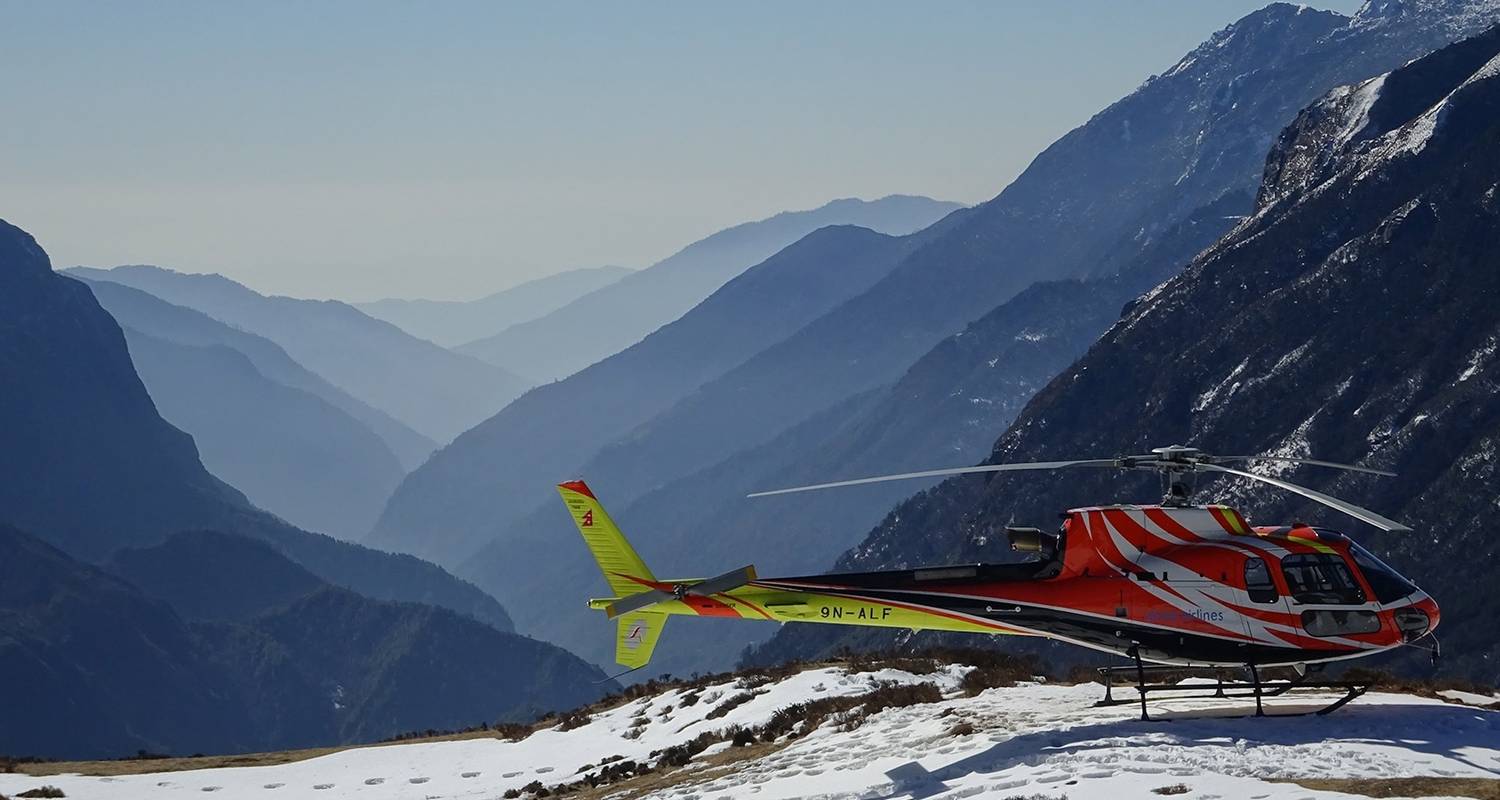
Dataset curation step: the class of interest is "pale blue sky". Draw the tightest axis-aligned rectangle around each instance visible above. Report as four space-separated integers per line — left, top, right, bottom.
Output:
3 1 1362 300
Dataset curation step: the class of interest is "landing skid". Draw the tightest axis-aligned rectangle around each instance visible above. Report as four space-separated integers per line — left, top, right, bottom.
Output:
1094 650 1372 721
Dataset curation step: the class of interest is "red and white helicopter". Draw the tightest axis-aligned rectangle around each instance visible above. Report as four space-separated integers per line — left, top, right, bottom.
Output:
562 445 1439 716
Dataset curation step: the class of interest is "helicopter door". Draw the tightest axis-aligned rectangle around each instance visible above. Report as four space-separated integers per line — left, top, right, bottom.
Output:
1239 556 1291 637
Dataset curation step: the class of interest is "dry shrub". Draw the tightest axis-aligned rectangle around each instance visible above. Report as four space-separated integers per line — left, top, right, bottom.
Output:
704 691 759 720
760 681 942 741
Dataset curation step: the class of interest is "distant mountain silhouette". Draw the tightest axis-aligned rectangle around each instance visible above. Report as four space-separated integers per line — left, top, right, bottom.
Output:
116 330 404 541
83 277 435 469
455 195 963 382
1 526 612 759
0 218 508 631
68 265 528 444
754 23 1500 681
358 265 633 346
369 224 945 563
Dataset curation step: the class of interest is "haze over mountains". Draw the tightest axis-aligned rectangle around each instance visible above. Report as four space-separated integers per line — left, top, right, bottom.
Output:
0 220 610 757
69 264 529 446
81 279 405 540
357 265 633 347
454 195 963 382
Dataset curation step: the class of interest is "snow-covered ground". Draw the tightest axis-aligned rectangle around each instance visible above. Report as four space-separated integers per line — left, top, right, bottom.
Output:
4 665 1497 800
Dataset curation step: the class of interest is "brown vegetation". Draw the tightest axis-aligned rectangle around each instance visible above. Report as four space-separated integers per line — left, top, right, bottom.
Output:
1284 777 1500 799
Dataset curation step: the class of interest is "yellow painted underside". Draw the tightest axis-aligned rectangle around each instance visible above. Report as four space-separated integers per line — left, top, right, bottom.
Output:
589 583 1027 637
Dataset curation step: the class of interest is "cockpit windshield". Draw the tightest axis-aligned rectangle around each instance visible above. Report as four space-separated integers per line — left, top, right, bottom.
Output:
1348 542 1418 603
1280 553 1366 605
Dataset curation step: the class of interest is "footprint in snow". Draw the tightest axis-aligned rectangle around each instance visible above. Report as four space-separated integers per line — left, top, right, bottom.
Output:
461 771 481 778
364 778 385 785
503 771 523 778
201 788 222 793
409 776 430 784
313 784 334 790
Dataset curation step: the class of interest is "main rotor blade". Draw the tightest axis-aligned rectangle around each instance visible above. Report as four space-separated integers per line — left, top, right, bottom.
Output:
1198 463 1411 532
1209 455 1396 477
747 459 1120 498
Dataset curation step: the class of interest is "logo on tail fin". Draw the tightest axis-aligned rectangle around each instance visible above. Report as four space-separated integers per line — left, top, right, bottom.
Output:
582 510 594 527
624 619 648 649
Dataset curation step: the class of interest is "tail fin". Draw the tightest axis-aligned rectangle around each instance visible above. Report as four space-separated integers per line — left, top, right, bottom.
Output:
557 480 658 597
558 480 668 670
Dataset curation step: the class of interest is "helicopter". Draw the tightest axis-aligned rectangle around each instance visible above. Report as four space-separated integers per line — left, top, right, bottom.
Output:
558 445 1439 715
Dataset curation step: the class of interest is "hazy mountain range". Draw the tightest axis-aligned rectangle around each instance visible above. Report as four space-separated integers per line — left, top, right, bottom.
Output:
357 265 633 347
80 278 406 540
454 195 963 382
69 265 529 446
0 221 610 757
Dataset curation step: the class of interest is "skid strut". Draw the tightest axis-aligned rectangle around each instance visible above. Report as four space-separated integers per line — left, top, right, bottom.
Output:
1095 661 1372 720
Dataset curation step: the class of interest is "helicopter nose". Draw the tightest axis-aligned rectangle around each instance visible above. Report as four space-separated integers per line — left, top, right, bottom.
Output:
1394 596 1440 640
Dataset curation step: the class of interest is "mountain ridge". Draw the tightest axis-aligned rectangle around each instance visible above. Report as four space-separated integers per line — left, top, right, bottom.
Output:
358 265 633 347
455 195 963 382
68 264 528 444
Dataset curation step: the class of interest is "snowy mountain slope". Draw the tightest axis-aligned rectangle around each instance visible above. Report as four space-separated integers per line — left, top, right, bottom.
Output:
6 662 1495 800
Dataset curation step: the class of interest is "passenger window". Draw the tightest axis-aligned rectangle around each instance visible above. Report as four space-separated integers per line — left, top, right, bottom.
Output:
1280 554 1366 605
1244 557 1279 604
1302 609 1381 637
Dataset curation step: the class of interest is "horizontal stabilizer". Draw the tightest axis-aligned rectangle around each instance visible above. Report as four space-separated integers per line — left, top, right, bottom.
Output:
606 565 757 618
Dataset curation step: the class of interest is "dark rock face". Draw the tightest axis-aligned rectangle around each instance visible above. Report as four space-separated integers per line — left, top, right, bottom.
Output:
0 221 244 561
752 26 1500 683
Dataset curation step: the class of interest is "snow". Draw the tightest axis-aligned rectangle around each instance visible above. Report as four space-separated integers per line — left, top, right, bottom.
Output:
1334 74 1387 147
1440 689 1500 707
1458 335 1498 383
5 667 1497 800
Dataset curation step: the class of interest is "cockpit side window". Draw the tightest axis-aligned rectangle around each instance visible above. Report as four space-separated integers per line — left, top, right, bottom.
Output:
1244 557 1279 604
1280 553 1366 605
1349 543 1417 604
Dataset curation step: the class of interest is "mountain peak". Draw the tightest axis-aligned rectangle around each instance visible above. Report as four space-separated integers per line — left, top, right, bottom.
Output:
0 218 53 287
